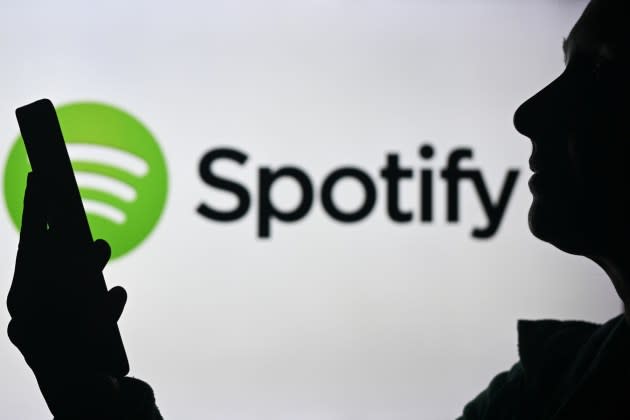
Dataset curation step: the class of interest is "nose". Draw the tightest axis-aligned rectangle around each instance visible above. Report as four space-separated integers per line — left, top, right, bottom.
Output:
513 73 569 140
513 95 536 138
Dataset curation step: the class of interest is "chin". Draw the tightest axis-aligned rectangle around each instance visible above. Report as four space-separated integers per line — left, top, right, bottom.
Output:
528 196 592 256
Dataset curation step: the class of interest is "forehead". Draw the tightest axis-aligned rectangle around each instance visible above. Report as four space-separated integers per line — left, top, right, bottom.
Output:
564 0 629 61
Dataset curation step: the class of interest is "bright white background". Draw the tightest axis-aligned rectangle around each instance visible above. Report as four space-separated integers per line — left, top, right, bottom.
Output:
0 0 616 419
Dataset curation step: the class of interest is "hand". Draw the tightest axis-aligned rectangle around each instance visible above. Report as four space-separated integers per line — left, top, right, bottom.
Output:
7 172 128 418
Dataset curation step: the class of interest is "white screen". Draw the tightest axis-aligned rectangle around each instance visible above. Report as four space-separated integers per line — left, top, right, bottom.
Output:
0 1 618 419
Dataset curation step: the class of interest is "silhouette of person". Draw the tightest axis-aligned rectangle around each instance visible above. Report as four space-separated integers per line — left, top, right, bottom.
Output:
7 0 630 419
459 0 630 418
6 173 163 418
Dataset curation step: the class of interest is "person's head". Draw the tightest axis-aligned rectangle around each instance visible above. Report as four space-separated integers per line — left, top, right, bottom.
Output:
514 0 630 260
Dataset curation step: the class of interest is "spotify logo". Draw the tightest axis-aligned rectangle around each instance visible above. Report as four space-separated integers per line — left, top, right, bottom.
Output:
4 102 168 260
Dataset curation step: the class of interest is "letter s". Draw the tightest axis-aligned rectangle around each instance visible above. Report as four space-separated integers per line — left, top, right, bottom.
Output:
197 148 250 221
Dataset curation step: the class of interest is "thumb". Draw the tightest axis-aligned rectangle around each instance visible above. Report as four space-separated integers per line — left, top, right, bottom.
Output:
107 286 127 322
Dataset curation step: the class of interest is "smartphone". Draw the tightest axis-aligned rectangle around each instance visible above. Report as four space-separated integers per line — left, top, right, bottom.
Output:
15 98 129 377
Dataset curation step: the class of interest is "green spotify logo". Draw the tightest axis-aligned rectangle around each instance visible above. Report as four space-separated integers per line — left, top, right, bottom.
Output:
4 102 168 260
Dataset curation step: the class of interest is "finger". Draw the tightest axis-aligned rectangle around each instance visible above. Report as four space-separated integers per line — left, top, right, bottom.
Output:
6 318 37 362
19 172 46 249
7 318 24 349
92 239 111 272
107 286 127 322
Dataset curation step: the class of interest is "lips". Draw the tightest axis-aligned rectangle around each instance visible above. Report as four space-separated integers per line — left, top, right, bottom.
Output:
529 156 546 173
529 147 553 189
529 152 563 194
528 172 543 193
528 155 545 194
529 171 563 197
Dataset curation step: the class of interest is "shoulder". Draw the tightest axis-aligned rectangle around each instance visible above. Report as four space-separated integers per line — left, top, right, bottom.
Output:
458 360 527 420
458 315 622 420
516 318 601 379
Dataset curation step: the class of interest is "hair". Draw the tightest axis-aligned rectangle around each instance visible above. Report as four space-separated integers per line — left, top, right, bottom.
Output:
571 0 630 61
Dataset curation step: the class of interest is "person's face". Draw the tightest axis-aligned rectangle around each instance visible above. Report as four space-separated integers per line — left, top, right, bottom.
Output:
513 0 630 258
